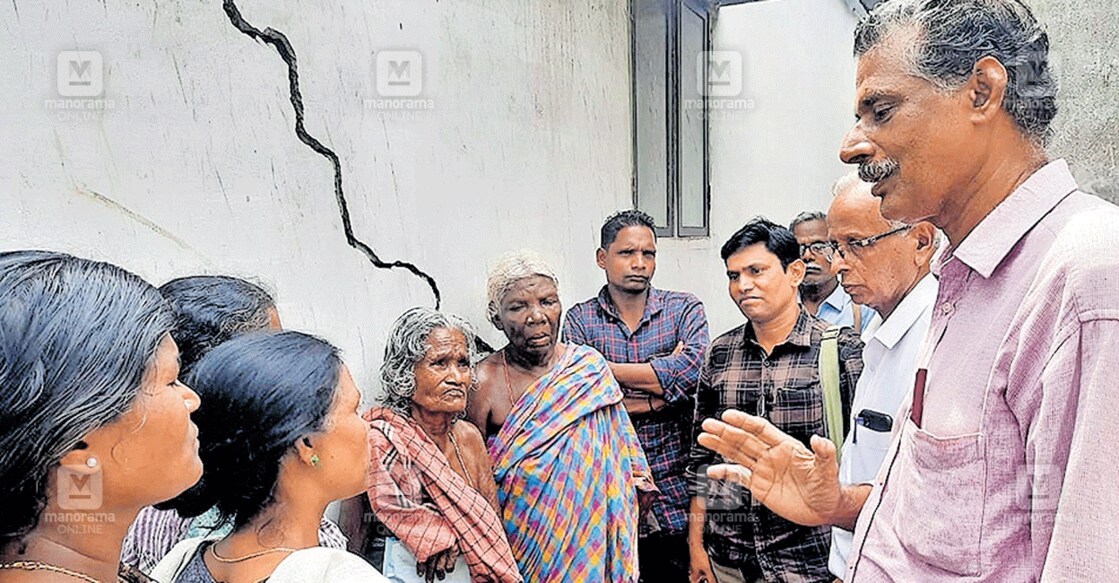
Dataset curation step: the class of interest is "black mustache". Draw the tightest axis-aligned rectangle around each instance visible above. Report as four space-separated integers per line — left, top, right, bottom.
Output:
859 158 900 183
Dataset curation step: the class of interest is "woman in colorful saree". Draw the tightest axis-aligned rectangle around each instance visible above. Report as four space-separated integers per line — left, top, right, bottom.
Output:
466 250 656 583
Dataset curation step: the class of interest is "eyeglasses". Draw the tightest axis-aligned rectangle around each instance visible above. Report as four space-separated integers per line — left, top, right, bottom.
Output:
826 225 912 261
798 242 834 258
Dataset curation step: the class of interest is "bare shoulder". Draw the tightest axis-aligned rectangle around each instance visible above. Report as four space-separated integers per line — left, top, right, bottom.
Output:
466 354 501 428
453 418 487 450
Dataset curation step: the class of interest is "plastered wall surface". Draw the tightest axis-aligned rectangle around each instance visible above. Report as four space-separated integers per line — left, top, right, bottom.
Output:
1 0 863 399
1 0 636 400
1032 0 1119 202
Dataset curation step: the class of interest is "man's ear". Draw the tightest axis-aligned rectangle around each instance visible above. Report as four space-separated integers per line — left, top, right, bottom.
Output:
788 259 807 288
968 56 1008 125
595 247 607 270
490 312 505 332
911 222 938 266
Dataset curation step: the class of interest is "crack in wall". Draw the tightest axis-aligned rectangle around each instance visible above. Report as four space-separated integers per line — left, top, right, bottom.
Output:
222 0 442 308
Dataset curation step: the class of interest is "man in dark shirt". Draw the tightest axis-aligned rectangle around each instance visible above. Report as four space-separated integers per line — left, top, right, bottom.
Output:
563 209 709 582
688 218 863 583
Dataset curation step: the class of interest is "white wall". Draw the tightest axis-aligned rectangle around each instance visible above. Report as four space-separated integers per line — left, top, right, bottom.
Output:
654 0 860 337
0 0 632 401
0 0 861 398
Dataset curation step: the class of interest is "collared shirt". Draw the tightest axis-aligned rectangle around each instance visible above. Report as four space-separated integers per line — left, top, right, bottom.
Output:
563 286 709 535
815 283 876 333
828 273 937 577
688 309 863 581
847 160 1119 582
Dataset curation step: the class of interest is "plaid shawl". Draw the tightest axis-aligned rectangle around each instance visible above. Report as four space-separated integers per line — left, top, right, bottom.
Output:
365 407 522 583
489 344 655 582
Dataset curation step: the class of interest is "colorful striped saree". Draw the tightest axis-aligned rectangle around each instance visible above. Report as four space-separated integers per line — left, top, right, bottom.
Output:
489 344 655 582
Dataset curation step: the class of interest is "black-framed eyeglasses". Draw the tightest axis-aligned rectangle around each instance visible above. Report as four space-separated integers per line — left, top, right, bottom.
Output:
826 225 912 261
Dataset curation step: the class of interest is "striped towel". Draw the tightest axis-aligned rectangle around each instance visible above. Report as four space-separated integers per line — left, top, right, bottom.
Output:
365 407 522 583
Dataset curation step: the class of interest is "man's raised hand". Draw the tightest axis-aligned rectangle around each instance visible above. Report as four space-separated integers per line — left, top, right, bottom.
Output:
697 409 843 527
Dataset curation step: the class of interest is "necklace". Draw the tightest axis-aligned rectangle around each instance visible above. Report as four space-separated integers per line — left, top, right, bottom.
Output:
208 543 299 564
447 430 476 490
0 560 106 583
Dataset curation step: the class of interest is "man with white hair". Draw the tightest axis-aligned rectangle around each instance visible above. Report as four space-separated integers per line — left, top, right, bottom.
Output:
696 0 1119 581
822 174 938 580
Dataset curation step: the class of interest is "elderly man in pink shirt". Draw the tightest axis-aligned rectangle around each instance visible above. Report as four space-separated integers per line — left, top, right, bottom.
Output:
695 0 1119 581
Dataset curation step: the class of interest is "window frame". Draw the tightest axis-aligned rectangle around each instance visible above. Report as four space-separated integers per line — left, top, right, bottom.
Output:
630 0 713 238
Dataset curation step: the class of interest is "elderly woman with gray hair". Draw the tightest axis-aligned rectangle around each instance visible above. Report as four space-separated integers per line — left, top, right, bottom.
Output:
466 250 655 583
357 307 521 583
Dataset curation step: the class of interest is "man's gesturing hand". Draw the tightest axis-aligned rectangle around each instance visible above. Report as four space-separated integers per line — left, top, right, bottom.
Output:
697 409 844 527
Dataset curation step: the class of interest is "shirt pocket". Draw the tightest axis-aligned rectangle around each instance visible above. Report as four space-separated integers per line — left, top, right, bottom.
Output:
844 425 896 484
769 371 825 447
893 418 986 576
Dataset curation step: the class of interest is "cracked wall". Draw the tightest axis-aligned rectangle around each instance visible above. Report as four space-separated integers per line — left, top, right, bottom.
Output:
0 0 634 399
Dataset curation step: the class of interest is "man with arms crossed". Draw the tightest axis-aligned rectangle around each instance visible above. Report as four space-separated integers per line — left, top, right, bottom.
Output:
563 210 709 582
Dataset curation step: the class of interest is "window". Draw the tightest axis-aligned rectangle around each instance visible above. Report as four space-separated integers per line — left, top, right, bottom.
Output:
631 0 712 237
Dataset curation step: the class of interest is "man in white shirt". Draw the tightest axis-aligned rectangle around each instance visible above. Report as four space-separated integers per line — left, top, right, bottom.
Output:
822 173 938 579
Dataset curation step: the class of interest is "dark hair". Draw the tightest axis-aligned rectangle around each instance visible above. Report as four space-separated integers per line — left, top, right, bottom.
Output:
600 209 657 249
720 217 800 269
159 276 275 377
854 0 1057 143
0 251 172 548
162 331 341 531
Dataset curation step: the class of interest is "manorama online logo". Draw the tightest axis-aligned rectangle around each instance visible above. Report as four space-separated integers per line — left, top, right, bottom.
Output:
57 464 103 510
364 49 435 119
46 50 117 120
687 51 755 118
49 465 115 534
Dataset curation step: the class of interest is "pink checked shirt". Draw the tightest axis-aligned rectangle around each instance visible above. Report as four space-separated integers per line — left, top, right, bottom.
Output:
846 160 1119 581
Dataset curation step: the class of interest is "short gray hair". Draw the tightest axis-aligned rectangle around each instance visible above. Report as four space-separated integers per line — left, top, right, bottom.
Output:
831 172 907 229
854 0 1057 143
789 211 827 232
485 250 559 322
378 307 479 416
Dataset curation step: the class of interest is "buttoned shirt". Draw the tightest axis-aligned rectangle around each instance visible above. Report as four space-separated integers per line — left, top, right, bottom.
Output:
815 283 876 333
828 273 936 577
563 286 709 534
689 310 863 581
846 160 1119 581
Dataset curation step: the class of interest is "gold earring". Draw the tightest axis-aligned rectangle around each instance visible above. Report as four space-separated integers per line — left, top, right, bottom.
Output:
310 454 319 467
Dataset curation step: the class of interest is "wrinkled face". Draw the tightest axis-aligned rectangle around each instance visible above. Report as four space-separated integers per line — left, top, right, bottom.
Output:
411 327 472 416
725 244 804 324
792 219 836 288
597 226 657 294
827 185 923 314
310 365 369 501
839 31 978 224
495 275 562 358
78 334 203 509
